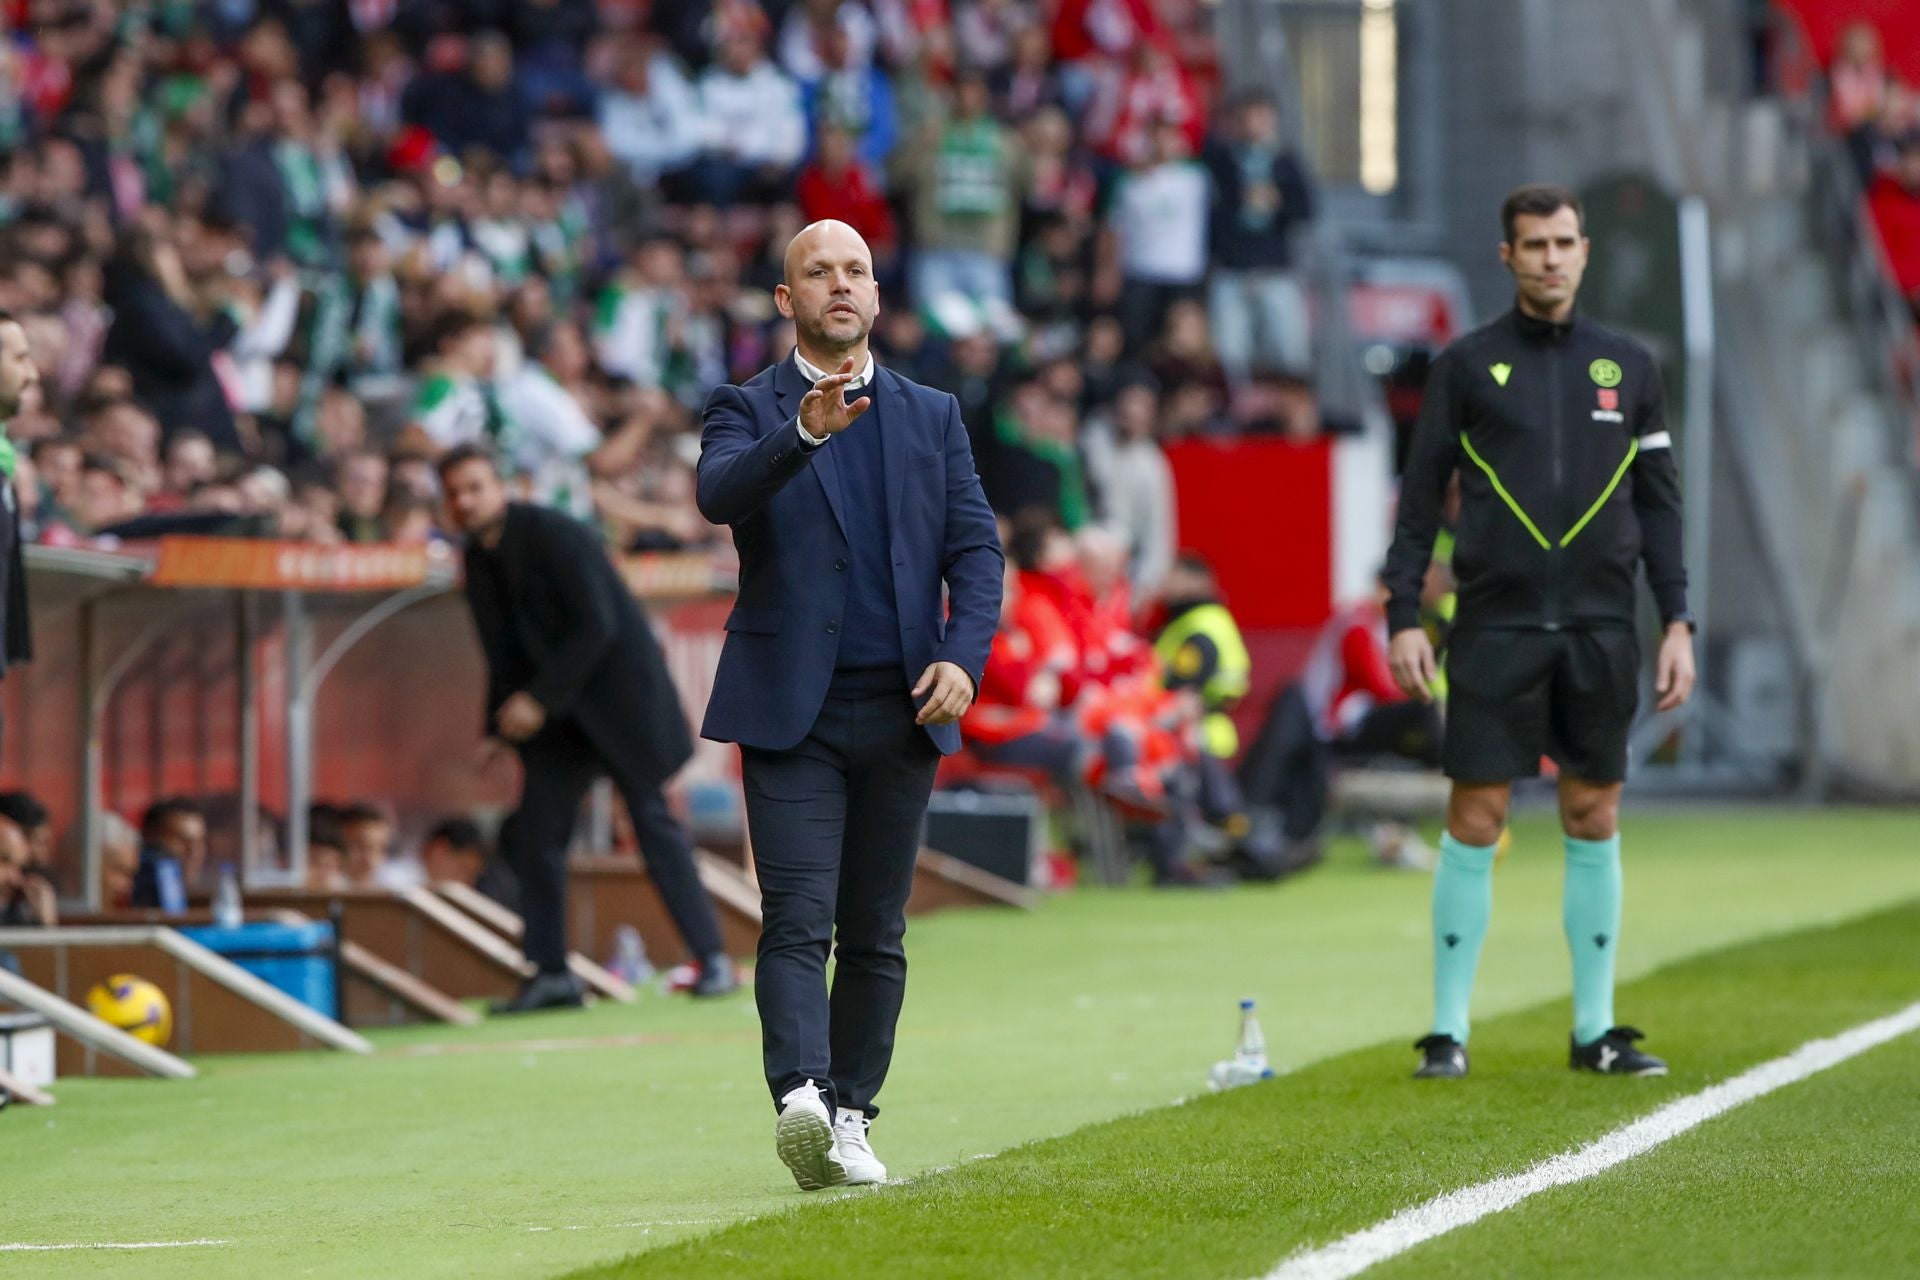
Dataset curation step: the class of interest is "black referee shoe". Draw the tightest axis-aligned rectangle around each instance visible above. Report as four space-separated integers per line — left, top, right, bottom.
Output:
489 970 587 1016
1413 1034 1468 1079
690 953 739 998
1570 1026 1669 1076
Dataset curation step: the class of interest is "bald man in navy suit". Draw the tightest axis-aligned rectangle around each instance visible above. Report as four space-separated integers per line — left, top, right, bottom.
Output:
698 221 1003 1191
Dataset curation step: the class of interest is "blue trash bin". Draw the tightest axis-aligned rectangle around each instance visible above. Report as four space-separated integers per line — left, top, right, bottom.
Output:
179 921 337 1020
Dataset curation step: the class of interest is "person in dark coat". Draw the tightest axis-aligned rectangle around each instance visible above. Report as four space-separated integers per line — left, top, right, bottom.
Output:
440 445 736 1013
101 229 243 454
129 798 206 916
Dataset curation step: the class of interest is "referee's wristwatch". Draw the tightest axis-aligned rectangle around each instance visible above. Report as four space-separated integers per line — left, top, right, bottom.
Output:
1664 612 1698 634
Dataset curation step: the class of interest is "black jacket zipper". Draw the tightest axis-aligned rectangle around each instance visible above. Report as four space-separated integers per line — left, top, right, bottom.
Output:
1544 341 1564 631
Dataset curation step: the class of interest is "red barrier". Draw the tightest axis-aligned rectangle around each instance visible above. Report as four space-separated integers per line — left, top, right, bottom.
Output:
1163 435 1333 630
1776 0 1920 81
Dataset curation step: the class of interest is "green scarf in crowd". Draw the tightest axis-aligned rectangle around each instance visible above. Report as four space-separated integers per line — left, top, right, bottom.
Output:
993 408 1088 531
933 119 1009 219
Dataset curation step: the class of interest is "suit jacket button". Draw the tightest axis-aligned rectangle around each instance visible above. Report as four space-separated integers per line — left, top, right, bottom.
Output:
834 558 848 571
826 621 839 634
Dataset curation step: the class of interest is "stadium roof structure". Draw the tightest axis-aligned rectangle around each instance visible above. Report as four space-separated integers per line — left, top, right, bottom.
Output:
24 540 738 907
26 542 457 905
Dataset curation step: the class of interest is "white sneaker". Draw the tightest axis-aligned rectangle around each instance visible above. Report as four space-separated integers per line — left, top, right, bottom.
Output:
833 1107 887 1185
775 1081 846 1191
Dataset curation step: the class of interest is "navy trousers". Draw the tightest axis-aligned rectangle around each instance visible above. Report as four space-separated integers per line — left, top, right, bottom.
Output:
742 672 939 1119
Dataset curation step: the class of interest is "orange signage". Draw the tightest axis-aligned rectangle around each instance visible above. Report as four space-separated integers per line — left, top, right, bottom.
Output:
616 551 734 601
150 537 432 591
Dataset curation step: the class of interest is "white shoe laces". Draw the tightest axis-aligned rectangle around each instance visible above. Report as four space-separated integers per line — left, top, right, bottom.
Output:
833 1110 876 1162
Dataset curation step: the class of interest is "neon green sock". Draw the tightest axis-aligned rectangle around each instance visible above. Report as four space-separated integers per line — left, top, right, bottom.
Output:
1564 833 1623 1045
1431 832 1497 1044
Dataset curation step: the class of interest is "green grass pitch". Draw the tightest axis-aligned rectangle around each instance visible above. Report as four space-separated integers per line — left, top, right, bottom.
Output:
3 807 1918 1279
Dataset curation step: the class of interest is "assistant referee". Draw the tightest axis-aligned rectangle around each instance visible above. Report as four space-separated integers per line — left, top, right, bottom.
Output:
1383 184 1696 1080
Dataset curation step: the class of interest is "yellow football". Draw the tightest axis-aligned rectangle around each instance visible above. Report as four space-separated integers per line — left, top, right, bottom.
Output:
86 975 174 1047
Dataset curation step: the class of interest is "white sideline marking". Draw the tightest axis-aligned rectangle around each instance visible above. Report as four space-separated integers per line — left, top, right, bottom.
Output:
524 1219 726 1233
1261 1000 1920 1280
0 1239 228 1253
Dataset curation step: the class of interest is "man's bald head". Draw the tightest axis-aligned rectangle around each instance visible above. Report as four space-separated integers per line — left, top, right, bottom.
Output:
776 220 880 361
782 220 872 286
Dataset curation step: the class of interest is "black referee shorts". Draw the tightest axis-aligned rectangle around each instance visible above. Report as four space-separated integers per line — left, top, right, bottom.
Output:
1442 627 1639 784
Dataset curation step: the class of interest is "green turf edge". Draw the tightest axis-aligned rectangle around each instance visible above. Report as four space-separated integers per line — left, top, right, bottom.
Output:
565 900 1920 1280
1369 1029 1920 1280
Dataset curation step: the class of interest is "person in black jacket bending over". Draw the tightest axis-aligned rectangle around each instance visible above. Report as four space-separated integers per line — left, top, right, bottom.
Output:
1383 184 1696 1083
441 445 736 1013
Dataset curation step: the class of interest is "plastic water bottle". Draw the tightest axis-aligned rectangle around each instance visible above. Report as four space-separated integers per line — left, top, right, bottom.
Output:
214 864 245 930
1235 998 1273 1074
1208 998 1277 1092
611 925 653 984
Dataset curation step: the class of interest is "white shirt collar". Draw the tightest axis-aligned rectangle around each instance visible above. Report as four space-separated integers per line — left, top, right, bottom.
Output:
792 348 876 392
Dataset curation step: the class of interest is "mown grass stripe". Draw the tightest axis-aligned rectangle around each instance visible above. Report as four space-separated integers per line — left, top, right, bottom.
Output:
0 1240 230 1253
1261 999 1920 1280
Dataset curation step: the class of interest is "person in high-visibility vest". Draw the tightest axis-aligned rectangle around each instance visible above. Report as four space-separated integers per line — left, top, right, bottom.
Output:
1154 553 1251 763
1152 551 1289 882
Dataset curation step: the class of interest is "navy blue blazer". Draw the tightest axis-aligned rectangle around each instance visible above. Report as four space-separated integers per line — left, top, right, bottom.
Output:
696 357 1004 754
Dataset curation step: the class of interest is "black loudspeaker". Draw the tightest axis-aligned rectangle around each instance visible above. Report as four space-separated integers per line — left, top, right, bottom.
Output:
923 789 1044 886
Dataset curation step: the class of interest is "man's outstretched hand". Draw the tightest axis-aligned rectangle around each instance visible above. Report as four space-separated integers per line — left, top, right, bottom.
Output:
799 357 873 438
913 661 975 725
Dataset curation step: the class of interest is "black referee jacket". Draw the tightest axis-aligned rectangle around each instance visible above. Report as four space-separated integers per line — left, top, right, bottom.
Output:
1383 306 1689 635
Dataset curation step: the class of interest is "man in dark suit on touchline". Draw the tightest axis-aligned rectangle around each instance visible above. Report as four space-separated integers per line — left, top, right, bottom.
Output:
440 445 737 1012
698 219 1003 1190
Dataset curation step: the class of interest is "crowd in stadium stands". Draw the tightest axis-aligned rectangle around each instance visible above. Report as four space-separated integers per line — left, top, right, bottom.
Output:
0 0 1336 889
0 0 1314 575
1832 21 1920 322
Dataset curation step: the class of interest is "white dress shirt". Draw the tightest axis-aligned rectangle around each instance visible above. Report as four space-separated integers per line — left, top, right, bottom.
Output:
791 348 877 447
